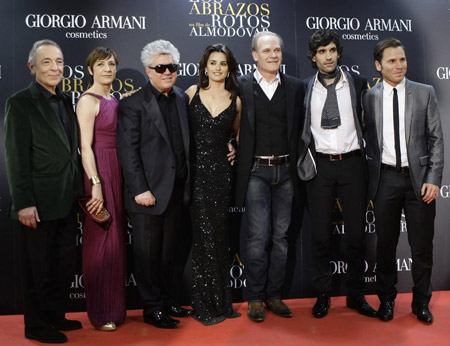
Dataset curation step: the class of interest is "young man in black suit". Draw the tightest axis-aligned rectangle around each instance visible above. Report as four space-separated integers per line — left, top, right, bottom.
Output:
363 38 444 323
298 29 377 319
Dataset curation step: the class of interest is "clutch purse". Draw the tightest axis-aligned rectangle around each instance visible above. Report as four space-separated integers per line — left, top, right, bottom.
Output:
77 195 112 230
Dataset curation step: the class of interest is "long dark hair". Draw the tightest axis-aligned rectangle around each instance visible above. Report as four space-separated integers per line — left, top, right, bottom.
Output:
86 47 119 88
198 43 239 99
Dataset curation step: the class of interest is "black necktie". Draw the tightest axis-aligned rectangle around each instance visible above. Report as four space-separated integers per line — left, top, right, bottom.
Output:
393 88 401 171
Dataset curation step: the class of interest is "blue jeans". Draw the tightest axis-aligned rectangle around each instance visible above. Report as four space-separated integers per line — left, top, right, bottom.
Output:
244 162 293 301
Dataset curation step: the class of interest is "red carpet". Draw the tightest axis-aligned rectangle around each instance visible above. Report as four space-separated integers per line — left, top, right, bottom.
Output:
1 292 450 345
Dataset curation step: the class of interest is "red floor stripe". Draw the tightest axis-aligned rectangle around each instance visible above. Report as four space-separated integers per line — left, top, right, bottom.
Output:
1 292 450 345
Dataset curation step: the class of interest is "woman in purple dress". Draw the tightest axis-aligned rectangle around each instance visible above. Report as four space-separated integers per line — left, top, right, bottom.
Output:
76 47 126 331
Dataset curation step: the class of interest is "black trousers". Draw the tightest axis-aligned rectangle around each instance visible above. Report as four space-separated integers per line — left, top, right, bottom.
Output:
374 167 435 304
19 214 77 328
129 183 184 316
306 153 367 297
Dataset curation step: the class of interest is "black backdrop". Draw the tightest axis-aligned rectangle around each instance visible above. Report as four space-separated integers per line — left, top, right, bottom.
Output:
1 0 450 315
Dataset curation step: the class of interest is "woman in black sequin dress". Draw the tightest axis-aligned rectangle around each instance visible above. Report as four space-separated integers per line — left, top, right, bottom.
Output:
185 44 241 325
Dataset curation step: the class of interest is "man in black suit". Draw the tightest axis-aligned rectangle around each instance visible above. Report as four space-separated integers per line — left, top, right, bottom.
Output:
297 29 376 319
363 38 444 324
4 39 83 343
117 40 194 328
235 31 305 322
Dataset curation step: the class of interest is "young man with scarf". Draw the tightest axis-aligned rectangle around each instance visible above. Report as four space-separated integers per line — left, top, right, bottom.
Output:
297 29 376 319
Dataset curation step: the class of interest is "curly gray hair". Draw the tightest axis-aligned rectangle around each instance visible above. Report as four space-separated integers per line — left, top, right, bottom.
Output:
140 40 180 67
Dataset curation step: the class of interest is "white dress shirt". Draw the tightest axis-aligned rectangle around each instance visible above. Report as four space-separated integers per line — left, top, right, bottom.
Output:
253 69 281 100
381 78 408 167
310 69 360 154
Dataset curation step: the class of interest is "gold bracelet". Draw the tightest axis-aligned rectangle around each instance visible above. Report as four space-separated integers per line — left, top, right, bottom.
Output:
89 175 101 186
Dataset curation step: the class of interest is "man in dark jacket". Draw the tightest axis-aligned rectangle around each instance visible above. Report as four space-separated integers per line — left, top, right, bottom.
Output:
4 39 83 343
297 29 376 319
236 31 305 322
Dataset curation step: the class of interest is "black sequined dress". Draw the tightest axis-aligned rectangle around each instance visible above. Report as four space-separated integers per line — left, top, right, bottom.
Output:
189 89 239 325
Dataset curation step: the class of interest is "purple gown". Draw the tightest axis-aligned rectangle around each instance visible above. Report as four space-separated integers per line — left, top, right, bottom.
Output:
80 92 126 327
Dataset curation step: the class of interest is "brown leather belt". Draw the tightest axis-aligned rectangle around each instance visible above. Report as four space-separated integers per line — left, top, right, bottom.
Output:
382 163 409 174
316 150 360 161
253 155 289 166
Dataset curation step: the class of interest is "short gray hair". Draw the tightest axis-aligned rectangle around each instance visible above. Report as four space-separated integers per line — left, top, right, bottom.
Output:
251 31 284 52
28 39 62 65
140 40 180 67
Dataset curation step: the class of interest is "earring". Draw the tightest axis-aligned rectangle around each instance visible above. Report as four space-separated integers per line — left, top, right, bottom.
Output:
227 73 230 78
205 71 208 76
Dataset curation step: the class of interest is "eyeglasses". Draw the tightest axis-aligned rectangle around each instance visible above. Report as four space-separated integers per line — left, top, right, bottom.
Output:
148 64 178 73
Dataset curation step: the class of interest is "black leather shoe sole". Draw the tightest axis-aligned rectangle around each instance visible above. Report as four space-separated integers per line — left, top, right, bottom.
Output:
412 306 433 324
312 297 330 318
346 298 378 317
25 327 67 343
166 306 194 317
52 320 83 331
378 313 393 321
144 317 180 329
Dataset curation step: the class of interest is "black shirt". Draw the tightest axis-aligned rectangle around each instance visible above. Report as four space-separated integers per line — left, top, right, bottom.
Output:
150 83 187 181
35 81 72 143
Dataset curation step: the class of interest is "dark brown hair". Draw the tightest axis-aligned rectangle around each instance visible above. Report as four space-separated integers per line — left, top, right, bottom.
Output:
373 37 405 63
307 29 343 69
198 43 239 99
86 47 118 88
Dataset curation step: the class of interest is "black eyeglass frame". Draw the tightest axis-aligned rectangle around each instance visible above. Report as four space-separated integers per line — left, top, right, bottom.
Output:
148 63 178 73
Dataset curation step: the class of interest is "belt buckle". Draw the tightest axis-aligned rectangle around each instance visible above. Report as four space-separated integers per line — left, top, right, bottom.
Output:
401 167 408 174
329 154 342 161
268 157 278 166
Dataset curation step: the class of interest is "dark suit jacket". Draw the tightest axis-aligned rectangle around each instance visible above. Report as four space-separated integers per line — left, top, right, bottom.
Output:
362 78 444 201
117 82 190 215
4 82 82 220
297 70 368 181
235 72 305 208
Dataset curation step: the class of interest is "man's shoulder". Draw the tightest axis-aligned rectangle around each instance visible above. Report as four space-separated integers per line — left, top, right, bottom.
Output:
406 78 433 92
238 73 254 84
345 70 366 80
172 84 188 99
282 73 303 85
7 84 34 102
362 82 382 102
302 74 316 89
119 84 147 108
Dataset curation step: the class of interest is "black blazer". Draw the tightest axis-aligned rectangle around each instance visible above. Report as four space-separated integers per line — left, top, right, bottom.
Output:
117 82 191 215
235 72 305 208
4 82 82 220
297 70 367 181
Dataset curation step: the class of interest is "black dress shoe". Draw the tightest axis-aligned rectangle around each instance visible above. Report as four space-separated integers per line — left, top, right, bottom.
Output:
247 301 265 322
346 296 377 317
25 326 67 343
265 298 292 318
144 310 180 328
378 301 394 321
412 303 433 324
165 304 194 317
312 294 330 318
50 318 82 331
